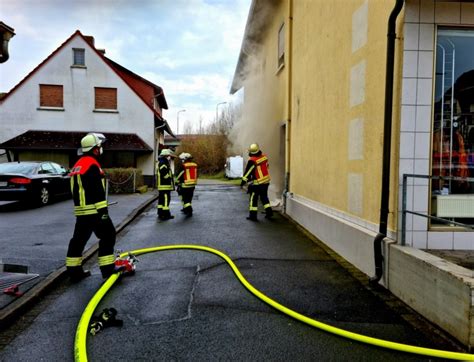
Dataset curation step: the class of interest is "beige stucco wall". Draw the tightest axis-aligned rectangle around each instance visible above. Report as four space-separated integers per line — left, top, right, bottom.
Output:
290 0 401 230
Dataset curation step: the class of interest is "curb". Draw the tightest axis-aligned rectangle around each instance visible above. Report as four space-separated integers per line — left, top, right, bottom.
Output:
0 193 158 329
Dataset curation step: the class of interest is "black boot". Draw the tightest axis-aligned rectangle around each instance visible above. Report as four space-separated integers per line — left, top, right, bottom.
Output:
101 264 116 279
159 211 174 220
183 206 193 217
68 267 91 283
246 211 258 221
265 208 274 219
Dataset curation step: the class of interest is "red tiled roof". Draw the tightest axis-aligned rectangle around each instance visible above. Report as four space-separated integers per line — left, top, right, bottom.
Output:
0 130 152 152
104 57 168 110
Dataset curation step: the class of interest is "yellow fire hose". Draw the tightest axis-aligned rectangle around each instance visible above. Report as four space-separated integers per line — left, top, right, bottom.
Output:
74 245 474 361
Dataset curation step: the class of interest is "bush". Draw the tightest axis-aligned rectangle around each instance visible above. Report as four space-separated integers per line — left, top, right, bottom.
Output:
104 168 143 194
177 134 229 175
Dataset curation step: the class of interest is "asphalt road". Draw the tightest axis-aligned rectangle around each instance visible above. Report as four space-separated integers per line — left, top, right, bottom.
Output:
0 184 462 361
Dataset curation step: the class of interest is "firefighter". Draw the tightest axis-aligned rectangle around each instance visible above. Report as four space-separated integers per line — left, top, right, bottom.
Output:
156 148 176 220
240 143 273 221
176 152 198 217
66 133 116 282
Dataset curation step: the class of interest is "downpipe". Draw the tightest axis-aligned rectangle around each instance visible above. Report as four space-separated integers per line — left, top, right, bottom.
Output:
370 0 404 285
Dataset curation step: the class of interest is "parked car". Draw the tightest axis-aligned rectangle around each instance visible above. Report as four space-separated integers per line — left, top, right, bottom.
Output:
0 161 71 206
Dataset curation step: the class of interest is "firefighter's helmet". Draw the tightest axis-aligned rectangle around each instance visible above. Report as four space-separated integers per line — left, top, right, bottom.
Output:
248 143 260 155
159 149 174 157
179 152 192 161
78 133 106 155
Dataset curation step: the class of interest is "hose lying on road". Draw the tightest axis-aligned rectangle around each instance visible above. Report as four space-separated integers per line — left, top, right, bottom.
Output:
75 245 474 362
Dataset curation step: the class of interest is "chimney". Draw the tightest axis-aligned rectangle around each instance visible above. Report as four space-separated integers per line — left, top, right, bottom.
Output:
83 35 95 47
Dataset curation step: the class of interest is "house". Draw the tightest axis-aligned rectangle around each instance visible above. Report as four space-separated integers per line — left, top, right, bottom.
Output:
0 30 175 186
231 0 474 348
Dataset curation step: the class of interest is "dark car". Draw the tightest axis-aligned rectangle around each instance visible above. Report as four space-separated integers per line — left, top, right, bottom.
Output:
0 161 71 206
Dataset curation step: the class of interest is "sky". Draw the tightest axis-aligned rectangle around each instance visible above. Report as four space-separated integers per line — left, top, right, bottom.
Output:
0 0 250 133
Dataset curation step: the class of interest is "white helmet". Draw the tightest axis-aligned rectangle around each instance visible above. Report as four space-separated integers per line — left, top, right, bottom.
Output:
179 152 191 161
78 133 106 155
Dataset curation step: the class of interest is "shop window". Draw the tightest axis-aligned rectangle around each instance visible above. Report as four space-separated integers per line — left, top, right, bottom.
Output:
39 84 63 108
94 87 117 110
431 27 474 225
277 23 285 69
73 48 85 66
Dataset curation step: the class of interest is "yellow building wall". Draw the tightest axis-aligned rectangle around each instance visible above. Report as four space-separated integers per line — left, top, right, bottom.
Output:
234 0 288 202
290 0 401 229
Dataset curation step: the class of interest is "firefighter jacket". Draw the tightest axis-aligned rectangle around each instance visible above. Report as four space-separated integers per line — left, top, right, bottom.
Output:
176 161 198 188
69 156 108 216
242 154 271 185
157 157 175 191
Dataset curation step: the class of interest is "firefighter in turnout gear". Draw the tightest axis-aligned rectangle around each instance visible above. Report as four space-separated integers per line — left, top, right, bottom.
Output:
176 152 198 217
240 143 273 221
66 133 116 281
156 149 176 220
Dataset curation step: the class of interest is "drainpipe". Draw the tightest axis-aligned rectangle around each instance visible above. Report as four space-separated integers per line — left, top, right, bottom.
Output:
283 0 293 214
369 0 404 285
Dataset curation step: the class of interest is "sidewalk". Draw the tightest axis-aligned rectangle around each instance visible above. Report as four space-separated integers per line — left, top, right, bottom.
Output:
0 190 158 327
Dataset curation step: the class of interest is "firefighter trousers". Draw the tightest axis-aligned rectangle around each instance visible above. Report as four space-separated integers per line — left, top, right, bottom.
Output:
180 187 195 215
248 183 273 219
157 190 172 218
66 214 116 278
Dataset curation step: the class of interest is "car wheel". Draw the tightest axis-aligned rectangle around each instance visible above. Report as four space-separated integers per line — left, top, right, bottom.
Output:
39 187 50 205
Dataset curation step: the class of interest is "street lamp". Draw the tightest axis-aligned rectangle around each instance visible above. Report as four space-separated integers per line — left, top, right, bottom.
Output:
177 109 186 135
216 102 227 123
0 22 15 64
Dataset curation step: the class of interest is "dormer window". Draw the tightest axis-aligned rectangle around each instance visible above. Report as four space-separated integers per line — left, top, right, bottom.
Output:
73 48 85 66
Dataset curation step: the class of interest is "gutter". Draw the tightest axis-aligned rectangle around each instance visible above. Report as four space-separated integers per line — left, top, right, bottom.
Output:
370 0 404 285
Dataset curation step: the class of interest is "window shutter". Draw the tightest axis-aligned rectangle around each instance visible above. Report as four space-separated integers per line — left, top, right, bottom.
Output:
39 84 63 107
95 87 117 109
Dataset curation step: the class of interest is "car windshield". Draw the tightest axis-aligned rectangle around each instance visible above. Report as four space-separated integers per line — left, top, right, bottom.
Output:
0 163 38 175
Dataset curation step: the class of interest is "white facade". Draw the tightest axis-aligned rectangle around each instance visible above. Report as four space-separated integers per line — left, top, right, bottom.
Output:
0 33 157 177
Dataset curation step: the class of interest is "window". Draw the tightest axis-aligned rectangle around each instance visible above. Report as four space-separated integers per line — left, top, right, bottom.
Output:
73 48 85 66
94 87 117 110
39 84 63 108
431 27 474 224
277 23 285 69
40 162 55 174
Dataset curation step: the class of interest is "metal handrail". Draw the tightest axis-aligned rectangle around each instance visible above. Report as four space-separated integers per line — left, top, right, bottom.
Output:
401 174 474 246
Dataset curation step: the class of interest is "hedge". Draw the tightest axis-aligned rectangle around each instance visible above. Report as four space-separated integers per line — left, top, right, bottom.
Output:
104 168 143 194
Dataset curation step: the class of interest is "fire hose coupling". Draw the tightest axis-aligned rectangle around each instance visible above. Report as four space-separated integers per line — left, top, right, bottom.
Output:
114 251 139 275
88 308 123 336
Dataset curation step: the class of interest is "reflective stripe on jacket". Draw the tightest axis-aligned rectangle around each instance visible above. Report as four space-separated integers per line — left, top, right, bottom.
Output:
181 162 198 188
242 155 270 185
69 156 108 216
157 158 174 191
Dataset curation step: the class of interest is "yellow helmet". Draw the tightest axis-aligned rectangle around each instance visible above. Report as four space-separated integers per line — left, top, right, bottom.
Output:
159 149 175 157
248 143 260 155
